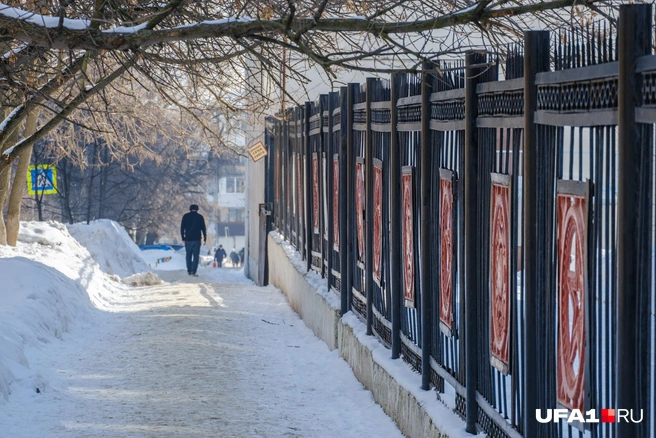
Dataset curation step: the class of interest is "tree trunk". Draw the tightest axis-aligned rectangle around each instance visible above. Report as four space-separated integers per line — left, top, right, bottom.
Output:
98 141 108 218
145 231 158 245
59 159 74 224
6 109 39 246
0 110 21 245
86 139 99 224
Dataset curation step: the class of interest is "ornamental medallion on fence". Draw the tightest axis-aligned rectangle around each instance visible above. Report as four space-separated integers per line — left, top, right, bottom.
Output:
275 151 280 206
322 156 329 239
489 174 511 375
355 159 366 262
439 170 456 336
401 167 415 308
287 159 292 217
297 156 303 222
312 154 319 234
292 154 297 220
373 160 383 286
333 156 339 250
556 182 589 413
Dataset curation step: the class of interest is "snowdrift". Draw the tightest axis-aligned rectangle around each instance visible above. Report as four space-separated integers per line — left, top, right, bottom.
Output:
0 220 153 404
67 219 150 277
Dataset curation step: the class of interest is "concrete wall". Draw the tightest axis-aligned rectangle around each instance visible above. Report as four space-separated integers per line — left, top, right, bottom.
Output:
267 232 474 438
245 154 265 282
267 233 340 350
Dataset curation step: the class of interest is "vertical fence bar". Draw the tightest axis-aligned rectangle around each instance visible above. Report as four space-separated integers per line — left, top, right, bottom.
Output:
523 30 550 438
390 73 402 359
340 87 349 315
366 78 374 336
346 84 357 312
617 5 652 438
464 51 485 433
421 64 434 391
305 102 313 272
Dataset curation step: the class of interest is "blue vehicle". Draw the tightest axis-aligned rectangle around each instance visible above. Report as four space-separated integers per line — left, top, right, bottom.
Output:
139 244 174 251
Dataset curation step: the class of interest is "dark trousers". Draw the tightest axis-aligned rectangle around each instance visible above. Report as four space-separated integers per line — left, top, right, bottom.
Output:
185 240 201 274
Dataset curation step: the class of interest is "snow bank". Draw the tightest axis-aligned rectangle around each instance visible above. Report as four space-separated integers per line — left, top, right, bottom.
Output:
0 221 134 404
0 257 93 402
0 219 244 406
67 219 149 278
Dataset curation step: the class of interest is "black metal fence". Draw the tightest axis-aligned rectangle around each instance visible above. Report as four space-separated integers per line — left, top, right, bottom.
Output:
264 5 655 437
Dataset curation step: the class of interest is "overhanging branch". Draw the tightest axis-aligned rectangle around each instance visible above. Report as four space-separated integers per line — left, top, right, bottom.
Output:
0 0 599 51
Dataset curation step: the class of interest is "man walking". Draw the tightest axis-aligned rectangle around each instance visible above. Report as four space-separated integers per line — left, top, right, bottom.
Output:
214 245 227 267
180 204 206 276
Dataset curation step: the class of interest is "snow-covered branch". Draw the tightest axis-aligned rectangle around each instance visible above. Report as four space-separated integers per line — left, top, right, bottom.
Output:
0 1 599 51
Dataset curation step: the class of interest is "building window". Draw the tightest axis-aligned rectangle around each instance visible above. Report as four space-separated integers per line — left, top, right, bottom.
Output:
236 178 245 193
226 178 235 193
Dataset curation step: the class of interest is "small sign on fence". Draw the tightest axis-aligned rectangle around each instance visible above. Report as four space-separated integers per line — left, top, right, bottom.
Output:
247 141 268 162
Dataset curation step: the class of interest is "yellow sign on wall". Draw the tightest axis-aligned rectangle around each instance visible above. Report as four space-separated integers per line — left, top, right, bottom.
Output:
247 141 268 162
27 164 57 195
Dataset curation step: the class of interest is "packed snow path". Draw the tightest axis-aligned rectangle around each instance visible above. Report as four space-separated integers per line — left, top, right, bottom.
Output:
1 270 402 438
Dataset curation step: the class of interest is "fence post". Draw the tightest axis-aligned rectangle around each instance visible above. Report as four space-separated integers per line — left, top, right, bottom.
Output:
420 63 434 390
617 5 652 437
345 84 357 313
464 50 485 433
390 73 401 359
339 87 349 316
305 102 313 272
523 30 550 438
365 78 375 336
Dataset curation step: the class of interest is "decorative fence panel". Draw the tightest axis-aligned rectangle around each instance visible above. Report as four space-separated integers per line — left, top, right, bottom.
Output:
350 84 368 321
308 100 323 272
328 91 343 296
395 72 423 371
265 6 655 437
367 79 393 347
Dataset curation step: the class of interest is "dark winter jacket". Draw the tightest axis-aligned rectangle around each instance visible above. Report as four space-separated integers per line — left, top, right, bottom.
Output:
180 211 207 242
215 247 227 261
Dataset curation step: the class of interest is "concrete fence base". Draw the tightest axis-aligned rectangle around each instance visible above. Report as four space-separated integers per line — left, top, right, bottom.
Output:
267 232 472 438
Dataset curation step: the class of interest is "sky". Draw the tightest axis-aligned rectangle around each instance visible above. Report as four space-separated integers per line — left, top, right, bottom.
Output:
0 219 405 437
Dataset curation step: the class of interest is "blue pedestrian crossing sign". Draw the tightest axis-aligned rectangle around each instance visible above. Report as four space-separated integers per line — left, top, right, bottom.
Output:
27 165 57 195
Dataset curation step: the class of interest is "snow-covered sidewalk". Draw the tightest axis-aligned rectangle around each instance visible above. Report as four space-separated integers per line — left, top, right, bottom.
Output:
0 268 403 437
